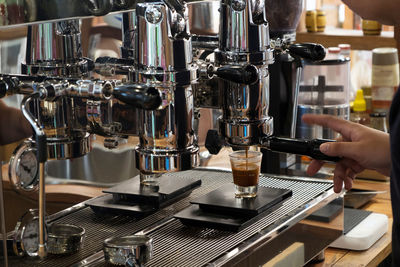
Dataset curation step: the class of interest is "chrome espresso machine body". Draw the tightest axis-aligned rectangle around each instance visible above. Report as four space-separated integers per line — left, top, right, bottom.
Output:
0 0 343 266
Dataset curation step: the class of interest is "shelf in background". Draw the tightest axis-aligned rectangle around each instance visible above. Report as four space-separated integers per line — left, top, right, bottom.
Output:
296 29 396 50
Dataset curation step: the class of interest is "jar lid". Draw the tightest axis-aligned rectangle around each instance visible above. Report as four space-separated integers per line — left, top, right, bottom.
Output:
372 47 399 65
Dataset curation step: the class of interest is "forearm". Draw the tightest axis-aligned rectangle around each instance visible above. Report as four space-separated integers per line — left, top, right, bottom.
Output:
342 0 400 25
0 102 32 145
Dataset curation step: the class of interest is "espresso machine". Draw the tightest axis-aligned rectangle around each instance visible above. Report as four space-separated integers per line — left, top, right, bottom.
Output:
0 0 343 266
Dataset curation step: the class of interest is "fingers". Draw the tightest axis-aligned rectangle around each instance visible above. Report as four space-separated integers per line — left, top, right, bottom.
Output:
319 141 359 160
331 159 364 193
306 160 324 176
302 114 360 140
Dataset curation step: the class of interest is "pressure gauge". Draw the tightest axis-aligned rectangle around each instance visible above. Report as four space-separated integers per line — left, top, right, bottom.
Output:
9 140 39 192
13 209 43 257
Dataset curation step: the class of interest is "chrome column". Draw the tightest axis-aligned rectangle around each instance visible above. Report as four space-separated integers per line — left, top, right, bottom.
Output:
216 0 274 146
122 2 199 179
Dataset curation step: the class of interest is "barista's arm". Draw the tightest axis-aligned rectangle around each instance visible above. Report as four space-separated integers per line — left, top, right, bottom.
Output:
0 100 32 145
342 0 400 25
302 114 391 193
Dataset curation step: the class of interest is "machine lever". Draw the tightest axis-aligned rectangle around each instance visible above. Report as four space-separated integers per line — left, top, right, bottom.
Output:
205 130 225 155
263 136 341 162
288 43 326 61
211 65 258 85
113 84 162 110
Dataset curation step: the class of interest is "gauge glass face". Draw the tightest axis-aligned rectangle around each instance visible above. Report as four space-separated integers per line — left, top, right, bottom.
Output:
22 219 39 255
16 149 38 188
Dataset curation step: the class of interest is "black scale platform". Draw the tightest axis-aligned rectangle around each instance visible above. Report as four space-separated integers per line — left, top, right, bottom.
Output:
86 175 202 216
175 184 292 231
86 175 292 232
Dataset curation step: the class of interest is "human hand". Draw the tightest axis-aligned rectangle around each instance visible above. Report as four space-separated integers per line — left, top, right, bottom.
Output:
302 114 391 193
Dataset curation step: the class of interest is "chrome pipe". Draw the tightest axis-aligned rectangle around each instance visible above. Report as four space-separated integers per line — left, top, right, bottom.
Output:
0 161 8 267
290 65 303 138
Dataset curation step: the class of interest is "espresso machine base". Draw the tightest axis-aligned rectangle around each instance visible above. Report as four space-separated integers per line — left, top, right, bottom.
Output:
6 169 342 267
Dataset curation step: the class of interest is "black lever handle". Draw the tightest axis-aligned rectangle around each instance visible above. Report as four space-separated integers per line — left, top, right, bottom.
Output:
205 129 225 155
113 84 162 110
212 65 258 85
265 136 341 162
288 43 326 61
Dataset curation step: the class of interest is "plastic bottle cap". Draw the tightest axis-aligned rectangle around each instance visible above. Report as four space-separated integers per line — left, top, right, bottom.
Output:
353 89 367 112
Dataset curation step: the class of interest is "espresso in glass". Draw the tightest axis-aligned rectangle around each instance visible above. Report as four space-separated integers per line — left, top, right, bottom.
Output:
229 150 262 198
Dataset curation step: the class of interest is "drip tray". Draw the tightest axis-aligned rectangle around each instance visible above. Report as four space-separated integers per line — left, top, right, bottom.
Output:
175 184 292 231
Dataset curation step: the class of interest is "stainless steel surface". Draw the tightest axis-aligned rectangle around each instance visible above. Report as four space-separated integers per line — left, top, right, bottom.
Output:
0 0 135 28
187 0 220 36
103 235 153 266
120 3 199 175
47 224 85 255
38 162 47 259
46 133 91 160
290 65 302 138
212 0 275 146
46 143 139 186
9 170 342 267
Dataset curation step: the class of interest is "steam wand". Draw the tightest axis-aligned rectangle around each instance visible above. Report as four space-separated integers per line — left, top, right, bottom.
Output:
21 92 47 259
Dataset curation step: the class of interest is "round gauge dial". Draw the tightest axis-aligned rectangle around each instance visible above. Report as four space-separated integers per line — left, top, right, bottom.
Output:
17 149 38 188
21 218 39 256
9 140 39 192
13 209 45 257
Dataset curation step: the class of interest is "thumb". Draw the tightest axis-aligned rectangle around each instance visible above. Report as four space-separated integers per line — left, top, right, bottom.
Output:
320 141 358 159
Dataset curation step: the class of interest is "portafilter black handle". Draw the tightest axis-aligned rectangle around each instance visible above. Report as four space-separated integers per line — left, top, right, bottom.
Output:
211 65 258 85
264 136 341 162
113 84 162 110
288 43 326 61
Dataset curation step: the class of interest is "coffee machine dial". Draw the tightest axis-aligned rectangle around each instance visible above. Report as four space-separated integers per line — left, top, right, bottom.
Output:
9 140 39 192
13 209 42 257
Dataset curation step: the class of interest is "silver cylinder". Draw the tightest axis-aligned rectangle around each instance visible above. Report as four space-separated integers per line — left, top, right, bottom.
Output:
122 3 199 175
216 0 274 146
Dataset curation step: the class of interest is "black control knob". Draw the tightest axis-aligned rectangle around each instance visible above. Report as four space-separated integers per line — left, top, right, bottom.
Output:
212 65 259 85
288 43 326 61
205 130 225 155
113 84 162 110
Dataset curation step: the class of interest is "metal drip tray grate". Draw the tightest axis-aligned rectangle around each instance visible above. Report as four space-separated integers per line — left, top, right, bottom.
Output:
8 169 333 267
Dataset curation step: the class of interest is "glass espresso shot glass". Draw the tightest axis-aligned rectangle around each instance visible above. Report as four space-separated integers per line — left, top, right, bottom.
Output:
229 150 262 198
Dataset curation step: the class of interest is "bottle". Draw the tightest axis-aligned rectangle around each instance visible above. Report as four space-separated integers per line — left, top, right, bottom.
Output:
338 44 351 59
371 47 399 113
350 89 370 126
326 47 341 60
